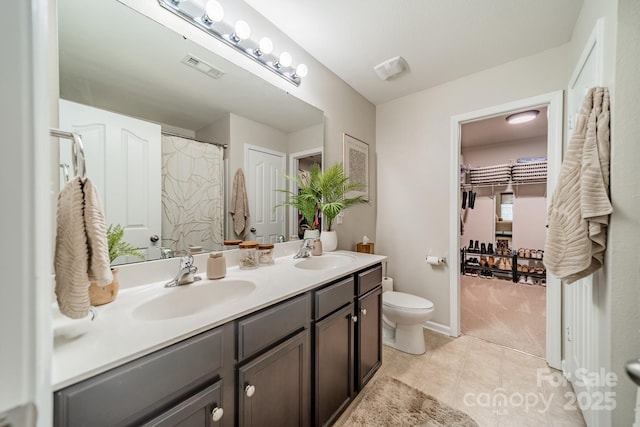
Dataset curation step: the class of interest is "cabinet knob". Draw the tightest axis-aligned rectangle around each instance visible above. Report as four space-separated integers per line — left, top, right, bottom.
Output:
211 407 224 422
352 316 358 323
245 384 256 397
150 234 159 243
361 308 367 316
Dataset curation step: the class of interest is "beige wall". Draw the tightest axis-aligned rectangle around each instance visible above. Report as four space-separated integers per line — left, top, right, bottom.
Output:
376 45 569 326
607 0 640 424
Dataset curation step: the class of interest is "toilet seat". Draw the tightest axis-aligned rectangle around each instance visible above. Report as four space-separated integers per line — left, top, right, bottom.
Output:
383 291 433 311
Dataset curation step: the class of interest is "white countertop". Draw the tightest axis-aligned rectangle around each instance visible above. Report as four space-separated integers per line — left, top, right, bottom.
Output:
52 248 386 391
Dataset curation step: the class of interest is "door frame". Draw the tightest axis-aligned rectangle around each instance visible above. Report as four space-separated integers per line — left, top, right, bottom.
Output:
288 147 323 237
449 91 563 369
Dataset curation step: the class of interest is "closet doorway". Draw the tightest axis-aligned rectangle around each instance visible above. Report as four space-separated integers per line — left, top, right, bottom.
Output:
289 148 322 238
449 92 563 368
459 109 548 357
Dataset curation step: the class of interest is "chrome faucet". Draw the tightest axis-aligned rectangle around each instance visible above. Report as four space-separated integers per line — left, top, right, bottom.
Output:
165 255 201 287
293 238 315 259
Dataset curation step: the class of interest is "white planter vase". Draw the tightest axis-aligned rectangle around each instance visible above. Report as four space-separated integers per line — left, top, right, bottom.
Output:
320 230 338 252
303 229 320 239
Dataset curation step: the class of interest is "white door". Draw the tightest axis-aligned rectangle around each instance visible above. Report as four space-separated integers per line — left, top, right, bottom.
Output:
563 20 604 427
245 145 286 243
59 100 161 250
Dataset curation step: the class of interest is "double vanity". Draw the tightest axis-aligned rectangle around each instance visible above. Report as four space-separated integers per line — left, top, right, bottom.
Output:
52 245 385 426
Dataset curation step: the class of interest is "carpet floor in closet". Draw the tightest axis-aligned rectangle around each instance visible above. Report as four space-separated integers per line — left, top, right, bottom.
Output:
460 274 546 357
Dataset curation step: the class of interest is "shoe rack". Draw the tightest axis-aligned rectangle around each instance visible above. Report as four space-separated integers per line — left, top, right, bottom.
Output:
461 243 546 285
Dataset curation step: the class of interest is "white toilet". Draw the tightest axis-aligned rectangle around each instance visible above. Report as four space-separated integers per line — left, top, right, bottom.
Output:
382 278 434 355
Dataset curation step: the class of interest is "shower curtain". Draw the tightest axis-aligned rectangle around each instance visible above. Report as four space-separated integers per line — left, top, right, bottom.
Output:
161 135 224 252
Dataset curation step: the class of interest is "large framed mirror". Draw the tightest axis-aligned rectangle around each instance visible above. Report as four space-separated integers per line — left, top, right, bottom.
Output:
57 0 324 264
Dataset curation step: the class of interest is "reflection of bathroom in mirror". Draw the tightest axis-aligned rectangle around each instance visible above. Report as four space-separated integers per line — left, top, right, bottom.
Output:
57 0 324 265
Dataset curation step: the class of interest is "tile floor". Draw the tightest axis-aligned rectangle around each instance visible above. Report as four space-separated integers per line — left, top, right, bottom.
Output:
335 329 586 426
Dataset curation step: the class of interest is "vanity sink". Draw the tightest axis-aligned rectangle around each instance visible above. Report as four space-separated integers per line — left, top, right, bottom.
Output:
132 280 256 321
294 254 356 271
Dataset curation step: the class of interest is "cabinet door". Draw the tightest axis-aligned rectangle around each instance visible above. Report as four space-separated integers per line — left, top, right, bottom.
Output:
141 380 224 427
314 303 355 427
357 286 382 391
238 330 310 427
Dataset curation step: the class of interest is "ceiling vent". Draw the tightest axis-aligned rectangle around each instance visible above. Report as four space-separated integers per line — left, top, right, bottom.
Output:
181 54 225 79
373 56 409 81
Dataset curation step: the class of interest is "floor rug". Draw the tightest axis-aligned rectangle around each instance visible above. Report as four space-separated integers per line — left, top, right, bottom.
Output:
343 376 478 427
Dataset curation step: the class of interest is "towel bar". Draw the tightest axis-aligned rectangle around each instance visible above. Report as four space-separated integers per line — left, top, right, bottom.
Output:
50 128 86 180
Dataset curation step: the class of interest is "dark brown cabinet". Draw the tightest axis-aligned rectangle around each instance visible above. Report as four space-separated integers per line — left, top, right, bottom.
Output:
314 302 355 427
237 330 310 427
356 286 382 391
236 293 311 427
313 265 382 427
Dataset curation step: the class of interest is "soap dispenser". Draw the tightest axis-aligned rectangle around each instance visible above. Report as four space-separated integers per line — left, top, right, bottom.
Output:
207 252 226 279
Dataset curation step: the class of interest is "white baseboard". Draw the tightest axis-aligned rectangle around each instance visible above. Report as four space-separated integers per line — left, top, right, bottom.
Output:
423 320 451 336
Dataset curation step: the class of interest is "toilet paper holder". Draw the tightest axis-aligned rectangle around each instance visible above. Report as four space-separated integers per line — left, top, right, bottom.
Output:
425 255 446 265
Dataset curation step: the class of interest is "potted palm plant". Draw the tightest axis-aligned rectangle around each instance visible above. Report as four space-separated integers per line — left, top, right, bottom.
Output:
277 167 322 239
315 163 367 251
89 224 143 306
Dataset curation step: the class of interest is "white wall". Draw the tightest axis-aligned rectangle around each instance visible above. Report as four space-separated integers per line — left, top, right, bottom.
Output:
462 136 547 167
288 123 323 155
376 45 569 327
607 0 640 425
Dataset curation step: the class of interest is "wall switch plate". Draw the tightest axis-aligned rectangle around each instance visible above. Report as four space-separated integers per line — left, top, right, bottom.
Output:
336 212 344 224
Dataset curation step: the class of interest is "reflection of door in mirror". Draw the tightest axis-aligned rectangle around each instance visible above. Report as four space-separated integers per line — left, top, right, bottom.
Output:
245 145 286 243
59 100 161 262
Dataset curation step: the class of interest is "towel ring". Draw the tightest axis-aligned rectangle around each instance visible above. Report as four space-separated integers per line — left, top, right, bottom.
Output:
70 132 86 179
51 129 87 180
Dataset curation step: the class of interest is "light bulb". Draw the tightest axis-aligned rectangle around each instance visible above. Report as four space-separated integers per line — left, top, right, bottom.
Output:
203 0 223 23
258 37 273 55
233 20 251 40
295 64 308 78
278 51 292 68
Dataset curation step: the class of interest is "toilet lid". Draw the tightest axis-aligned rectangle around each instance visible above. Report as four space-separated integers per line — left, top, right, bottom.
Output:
383 291 433 310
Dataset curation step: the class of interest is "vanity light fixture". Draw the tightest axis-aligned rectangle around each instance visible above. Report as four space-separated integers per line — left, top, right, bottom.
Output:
253 37 273 57
506 110 540 124
158 0 307 86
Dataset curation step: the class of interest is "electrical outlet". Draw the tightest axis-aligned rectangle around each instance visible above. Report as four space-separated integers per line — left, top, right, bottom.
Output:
336 212 344 224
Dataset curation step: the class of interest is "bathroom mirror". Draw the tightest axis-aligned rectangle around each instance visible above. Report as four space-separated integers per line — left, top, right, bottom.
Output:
57 0 324 263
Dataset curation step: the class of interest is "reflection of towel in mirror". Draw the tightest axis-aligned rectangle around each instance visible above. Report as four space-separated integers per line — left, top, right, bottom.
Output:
230 168 250 236
55 177 112 319
545 87 612 283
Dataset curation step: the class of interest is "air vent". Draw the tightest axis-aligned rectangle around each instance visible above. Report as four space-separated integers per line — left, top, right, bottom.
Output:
181 54 224 79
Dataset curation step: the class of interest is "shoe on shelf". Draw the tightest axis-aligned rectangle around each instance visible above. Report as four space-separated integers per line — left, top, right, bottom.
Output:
526 276 535 285
487 243 493 254
504 259 512 270
468 240 474 252
516 264 523 272
498 258 506 270
537 250 544 260
524 248 531 258
518 248 525 257
540 278 547 287
474 240 480 252
521 265 529 273
488 256 495 268
480 256 487 267
480 243 486 254
519 275 527 284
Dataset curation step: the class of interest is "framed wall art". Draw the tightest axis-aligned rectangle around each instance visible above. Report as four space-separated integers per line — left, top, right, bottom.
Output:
343 133 369 200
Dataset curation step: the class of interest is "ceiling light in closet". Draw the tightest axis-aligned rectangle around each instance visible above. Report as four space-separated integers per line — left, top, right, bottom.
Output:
506 110 540 124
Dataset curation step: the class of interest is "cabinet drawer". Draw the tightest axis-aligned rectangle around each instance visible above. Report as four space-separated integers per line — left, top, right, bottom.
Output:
54 326 225 427
357 265 382 296
238 293 309 361
314 277 354 320
141 380 223 427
